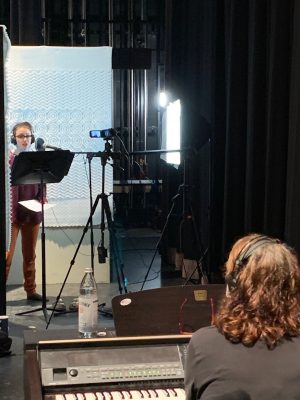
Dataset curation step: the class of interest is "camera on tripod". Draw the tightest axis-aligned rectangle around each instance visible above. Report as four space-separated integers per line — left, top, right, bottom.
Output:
89 129 116 140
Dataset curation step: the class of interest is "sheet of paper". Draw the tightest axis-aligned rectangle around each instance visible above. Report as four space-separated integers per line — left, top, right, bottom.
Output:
18 200 56 212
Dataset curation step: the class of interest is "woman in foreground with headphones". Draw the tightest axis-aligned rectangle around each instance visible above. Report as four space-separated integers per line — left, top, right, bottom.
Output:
6 121 45 301
185 233 300 400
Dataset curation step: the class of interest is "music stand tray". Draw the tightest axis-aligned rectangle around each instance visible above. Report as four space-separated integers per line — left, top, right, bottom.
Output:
10 150 74 322
11 150 74 185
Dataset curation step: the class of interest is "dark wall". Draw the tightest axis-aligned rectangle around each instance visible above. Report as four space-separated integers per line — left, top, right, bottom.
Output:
165 0 300 277
0 27 6 314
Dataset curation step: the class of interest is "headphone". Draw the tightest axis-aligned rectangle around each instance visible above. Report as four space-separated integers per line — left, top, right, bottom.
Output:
226 235 276 291
11 122 35 145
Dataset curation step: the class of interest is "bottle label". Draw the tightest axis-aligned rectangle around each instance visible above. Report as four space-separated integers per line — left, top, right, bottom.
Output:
78 296 98 333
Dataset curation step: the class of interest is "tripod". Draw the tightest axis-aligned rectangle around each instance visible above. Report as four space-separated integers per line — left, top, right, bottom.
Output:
141 157 208 290
46 142 127 329
175 158 209 284
10 150 74 322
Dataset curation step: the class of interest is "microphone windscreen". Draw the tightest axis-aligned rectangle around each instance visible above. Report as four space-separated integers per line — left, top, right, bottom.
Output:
35 137 45 151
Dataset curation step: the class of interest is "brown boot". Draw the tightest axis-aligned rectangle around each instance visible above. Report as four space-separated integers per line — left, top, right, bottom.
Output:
27 292 49 302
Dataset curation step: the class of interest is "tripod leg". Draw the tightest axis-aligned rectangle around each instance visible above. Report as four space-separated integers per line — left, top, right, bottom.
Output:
183 248 208 286
41 229 47 311
141 199 176 290
101 194 127 294
112 231 127 293
189 205 209 283
46 194 101 329
182 203 209 284
111 232 126 294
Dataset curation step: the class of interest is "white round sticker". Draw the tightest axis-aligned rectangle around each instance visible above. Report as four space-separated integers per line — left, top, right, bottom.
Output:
97 331 107 337
120 298 132 306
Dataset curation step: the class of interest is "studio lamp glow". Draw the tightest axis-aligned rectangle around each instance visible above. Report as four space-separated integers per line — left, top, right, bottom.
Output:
161 98 181 165
159 91 168 108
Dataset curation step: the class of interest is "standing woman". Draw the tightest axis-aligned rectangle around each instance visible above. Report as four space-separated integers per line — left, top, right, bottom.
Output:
185 233 300 400
6 121 45 301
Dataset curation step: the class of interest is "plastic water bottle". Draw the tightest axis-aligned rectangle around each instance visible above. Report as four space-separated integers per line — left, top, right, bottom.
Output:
78 267 98 338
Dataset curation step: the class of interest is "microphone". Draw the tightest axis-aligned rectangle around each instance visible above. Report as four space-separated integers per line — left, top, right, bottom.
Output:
44 144 63 151
35 137 63 151
97 244 107 264
35 137 45 151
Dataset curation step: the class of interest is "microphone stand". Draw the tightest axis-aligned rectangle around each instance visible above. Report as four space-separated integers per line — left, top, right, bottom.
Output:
87 154 95 273
11 150 74 324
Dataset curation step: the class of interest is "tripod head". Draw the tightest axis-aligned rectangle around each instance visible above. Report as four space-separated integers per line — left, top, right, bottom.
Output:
89 128 121 166
101 138 118 165
85 140 121 166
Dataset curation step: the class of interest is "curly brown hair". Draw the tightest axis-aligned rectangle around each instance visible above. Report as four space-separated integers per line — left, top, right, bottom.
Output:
215 233 300 349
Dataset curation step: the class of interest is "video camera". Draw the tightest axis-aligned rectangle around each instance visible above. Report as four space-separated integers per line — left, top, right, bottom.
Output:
89 128 116 140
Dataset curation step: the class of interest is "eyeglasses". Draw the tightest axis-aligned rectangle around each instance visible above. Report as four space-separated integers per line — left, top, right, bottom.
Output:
16 135 32 139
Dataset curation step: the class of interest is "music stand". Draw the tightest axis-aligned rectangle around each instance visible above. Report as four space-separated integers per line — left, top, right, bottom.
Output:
10 150 74 322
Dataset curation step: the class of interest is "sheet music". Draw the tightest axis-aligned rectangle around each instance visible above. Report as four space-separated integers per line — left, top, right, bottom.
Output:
19 200 56 212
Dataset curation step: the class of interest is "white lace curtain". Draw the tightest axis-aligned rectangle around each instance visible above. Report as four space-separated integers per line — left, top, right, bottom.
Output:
5 45 113 229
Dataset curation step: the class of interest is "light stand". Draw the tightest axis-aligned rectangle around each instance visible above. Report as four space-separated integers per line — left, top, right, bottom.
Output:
137 148 209 289
181 138 212 285
140 195 177 290
178 158 208 284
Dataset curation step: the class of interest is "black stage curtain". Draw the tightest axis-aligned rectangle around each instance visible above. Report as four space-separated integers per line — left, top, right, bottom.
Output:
165 0 300 277
0 2 43 313
0 27 6 314
9 0 43 45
